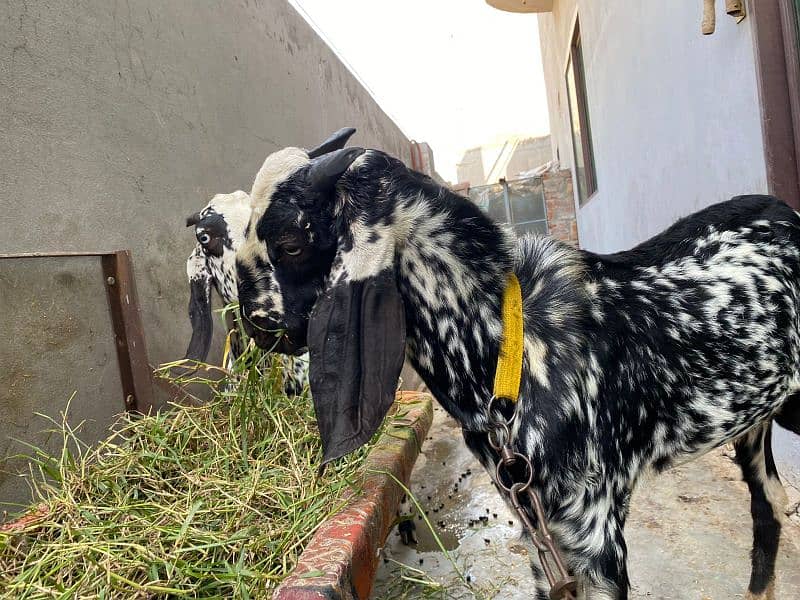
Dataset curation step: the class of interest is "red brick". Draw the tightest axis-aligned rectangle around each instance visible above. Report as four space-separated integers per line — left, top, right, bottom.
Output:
543 170 579 247
275 392 434 600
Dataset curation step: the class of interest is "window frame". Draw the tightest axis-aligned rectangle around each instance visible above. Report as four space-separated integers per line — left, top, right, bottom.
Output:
467 176 549 237
564 19 598 205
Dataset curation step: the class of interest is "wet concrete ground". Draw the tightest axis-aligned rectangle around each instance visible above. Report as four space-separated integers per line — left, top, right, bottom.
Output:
373 405 800 599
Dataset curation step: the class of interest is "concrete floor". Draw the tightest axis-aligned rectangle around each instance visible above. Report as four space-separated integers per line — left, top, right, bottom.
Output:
373 405 800 600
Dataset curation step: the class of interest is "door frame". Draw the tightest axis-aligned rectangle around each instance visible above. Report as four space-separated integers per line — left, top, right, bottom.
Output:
750 0 800 208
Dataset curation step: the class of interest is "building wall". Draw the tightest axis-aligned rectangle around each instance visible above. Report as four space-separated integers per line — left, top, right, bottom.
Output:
456 147 488 186
410 141 445 183
0 0 409 511
457 135 552 185
538 0 768 253
506 135 554 178
537 1 800 487
542 170 579 246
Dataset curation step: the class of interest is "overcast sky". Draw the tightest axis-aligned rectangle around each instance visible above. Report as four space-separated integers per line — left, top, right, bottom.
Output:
289 0 550 182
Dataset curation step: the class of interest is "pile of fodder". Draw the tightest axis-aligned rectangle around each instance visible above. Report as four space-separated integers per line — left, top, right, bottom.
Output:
0 346 376 599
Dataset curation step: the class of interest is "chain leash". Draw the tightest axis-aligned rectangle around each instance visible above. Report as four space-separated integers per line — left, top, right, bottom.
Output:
486 397 578 600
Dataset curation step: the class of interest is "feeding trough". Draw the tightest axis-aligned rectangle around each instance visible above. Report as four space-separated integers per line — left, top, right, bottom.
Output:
274 390 432 600
0 344 432 599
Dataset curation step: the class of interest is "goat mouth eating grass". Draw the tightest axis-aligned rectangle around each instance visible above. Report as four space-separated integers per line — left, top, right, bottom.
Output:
183 188 309 396
182 130 359 391
235 128 800 599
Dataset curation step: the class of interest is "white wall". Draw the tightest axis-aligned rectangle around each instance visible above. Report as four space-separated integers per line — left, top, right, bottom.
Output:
539 0 767 253
538 1 800 489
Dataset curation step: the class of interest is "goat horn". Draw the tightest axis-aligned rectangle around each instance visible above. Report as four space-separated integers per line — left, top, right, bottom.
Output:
307 127 357 159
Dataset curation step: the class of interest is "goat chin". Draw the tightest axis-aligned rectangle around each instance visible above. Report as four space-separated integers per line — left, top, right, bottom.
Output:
252 333 306 356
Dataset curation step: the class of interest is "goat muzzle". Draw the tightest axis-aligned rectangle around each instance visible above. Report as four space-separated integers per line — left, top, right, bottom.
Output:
241 313 306 356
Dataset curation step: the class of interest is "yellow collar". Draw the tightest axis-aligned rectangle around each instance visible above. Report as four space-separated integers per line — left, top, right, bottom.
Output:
493 273 524 403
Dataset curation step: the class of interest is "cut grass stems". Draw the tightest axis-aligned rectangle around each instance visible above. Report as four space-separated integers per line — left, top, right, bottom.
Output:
0 340 384 599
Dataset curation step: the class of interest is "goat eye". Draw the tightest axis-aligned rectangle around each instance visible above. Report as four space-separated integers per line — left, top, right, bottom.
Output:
198 232 211 245
283 245 302 257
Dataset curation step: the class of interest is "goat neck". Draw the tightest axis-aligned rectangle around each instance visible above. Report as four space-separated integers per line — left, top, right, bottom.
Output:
333 151 542 430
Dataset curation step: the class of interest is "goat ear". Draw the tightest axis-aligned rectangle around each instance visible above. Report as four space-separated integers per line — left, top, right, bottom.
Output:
184 266 214 362
186 212 202 227
308 147 365 195
308 268 406 464
307 127 357 159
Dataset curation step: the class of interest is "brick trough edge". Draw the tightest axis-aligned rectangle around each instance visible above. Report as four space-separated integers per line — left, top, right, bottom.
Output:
274 390 434 600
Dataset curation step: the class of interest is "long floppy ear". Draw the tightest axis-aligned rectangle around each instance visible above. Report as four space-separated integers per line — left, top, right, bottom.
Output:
184 258 214 361
308 268 406 464
307 127 357 159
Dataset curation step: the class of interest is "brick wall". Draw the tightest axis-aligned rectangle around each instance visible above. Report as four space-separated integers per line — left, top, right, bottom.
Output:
543 170 579 247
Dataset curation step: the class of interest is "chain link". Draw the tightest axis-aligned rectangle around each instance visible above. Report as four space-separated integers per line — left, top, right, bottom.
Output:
486 397 577 600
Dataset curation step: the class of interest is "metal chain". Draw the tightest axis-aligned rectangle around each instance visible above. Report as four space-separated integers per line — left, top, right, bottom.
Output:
486 397 578 600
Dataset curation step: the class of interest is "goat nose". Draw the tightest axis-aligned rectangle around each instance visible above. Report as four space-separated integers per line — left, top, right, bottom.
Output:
239 303 256 323
245 306 269 321
248 308 262 319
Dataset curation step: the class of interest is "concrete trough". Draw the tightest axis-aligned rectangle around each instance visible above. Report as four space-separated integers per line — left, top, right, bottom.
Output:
1 390 433 598
275 390 433 600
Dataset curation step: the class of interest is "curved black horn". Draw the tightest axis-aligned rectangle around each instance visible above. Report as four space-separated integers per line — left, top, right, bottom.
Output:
186 212 202 227
307 127 357 159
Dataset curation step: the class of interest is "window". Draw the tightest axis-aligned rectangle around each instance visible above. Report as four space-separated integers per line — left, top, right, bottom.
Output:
565 20 597 204
467 176 548 236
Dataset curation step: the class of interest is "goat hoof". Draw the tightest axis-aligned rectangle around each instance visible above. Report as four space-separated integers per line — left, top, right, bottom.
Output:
744 580 775 600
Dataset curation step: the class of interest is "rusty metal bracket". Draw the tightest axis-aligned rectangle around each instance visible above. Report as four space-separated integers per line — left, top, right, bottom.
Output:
0 250 155 414
100 251 155 414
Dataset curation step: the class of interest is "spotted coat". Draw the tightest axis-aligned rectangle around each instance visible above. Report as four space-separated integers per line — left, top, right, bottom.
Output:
185 191 308 395
236 145 800 599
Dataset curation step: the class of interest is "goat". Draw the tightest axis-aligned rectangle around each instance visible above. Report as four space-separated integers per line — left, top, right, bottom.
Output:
184 191 308 395
235 132 800 600
183 128 359 394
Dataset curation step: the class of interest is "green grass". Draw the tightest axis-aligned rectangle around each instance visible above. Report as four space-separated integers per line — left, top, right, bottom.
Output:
0 343 377 599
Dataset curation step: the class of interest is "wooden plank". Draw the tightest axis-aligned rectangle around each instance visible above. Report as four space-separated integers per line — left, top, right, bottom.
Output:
101 250 155 414
751 0 800 207
779 0 800 201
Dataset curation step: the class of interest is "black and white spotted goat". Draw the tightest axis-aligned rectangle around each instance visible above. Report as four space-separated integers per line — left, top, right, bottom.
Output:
183 130 362 391
184 190 308 394
235 130 800 599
